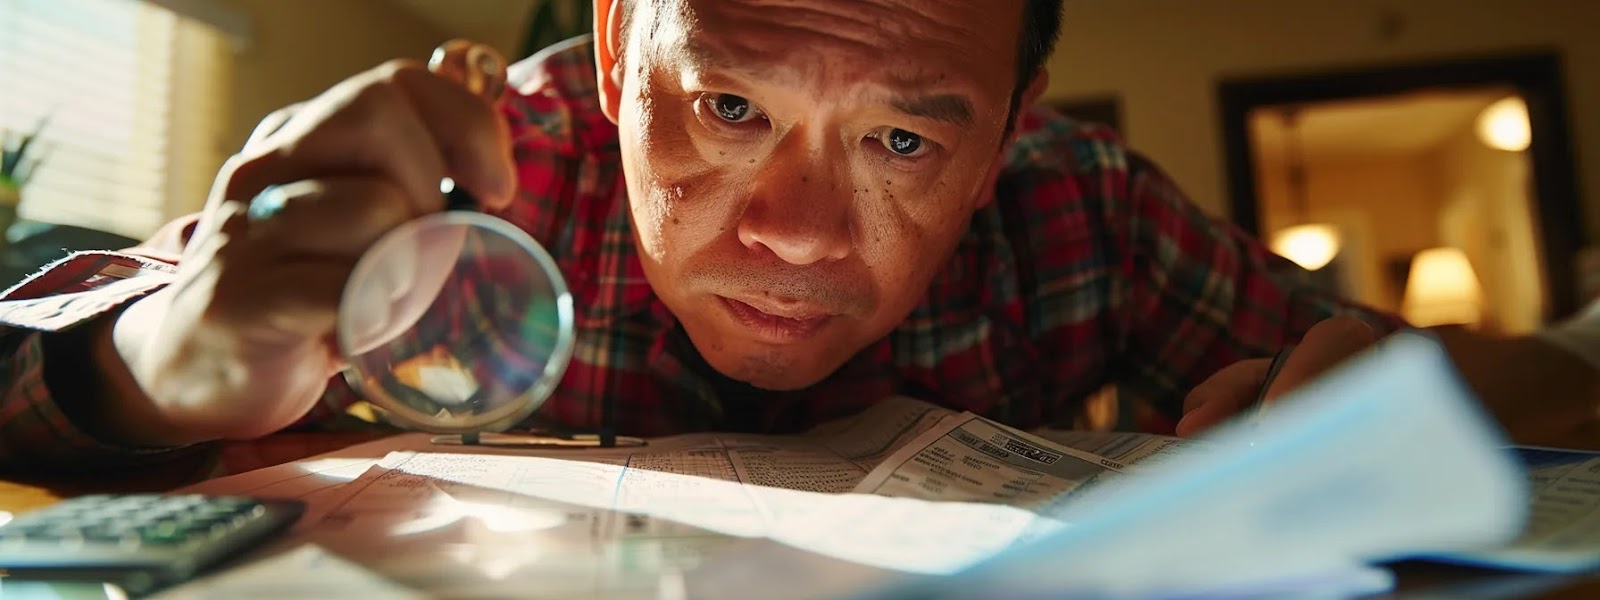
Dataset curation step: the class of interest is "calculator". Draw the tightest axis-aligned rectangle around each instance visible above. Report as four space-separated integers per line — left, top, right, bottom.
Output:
0 494 304 596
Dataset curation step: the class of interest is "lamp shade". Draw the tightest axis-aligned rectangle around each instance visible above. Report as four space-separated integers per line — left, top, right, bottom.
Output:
1270 223 1341 271
1402 247 1484 327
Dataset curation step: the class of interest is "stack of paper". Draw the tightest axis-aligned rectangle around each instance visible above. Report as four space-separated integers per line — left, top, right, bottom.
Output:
155 333 1579 599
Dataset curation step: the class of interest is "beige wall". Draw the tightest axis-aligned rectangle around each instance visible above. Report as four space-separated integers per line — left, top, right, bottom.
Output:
1257 156 1440 310
215 0 447 152
1047 0 1600 238
165 16 235 220
388 0 537 61
1432 128 1546 334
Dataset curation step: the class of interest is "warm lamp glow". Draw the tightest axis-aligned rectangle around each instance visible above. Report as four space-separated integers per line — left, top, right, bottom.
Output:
1270 224 1342 271
1402 247 1484 327
1476 96 1531 152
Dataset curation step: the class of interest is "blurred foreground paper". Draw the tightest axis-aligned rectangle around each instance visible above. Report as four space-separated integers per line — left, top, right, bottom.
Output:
1430 446 1600 572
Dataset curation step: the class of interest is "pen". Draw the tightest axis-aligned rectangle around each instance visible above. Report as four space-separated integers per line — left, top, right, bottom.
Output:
430 432 648 448
1252 344 1295 423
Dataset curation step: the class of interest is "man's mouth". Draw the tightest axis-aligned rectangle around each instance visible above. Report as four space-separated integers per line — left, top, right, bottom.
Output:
717 296 835 342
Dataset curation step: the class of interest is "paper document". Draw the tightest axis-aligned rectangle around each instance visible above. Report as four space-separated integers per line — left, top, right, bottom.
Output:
1432 446 1600 572
854 412 1125 510
162 334 1534 600
1027 428 1194 467
166 397 1058 598
856 333 1527 599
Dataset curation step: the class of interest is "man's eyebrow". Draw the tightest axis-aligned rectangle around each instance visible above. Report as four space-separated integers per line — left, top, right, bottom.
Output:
682 37 978 127
890 94 975 127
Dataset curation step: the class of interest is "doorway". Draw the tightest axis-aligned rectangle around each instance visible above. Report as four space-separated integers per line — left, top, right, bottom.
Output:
1219 53 1585 330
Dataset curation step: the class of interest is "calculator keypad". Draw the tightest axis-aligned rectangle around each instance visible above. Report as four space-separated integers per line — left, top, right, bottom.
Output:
0 492 303 596
1 494 267 550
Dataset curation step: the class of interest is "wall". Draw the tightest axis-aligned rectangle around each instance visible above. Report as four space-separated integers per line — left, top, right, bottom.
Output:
213 0 448 152
1046 0 1600 238
165 15 235 222
1431 128 1546 334
1256 155 1441 310
388 0 538 61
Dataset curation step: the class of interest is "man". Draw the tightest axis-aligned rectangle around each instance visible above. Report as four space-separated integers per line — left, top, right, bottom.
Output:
0 0 1587 470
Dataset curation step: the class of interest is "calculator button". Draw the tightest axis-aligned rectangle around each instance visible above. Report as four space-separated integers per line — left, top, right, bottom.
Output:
138 523 190 546
80 526 134 543
26 527 84 542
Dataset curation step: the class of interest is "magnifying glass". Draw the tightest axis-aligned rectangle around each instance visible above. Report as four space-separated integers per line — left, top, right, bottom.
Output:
333 40 641 448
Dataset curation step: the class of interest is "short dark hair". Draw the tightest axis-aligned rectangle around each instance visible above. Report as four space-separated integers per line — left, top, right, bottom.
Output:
1010 0 1065 131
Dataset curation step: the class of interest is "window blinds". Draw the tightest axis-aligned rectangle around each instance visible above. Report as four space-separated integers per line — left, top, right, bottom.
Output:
0 0 229 239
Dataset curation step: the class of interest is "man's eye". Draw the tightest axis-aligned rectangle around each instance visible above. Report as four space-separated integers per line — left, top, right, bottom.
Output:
880 128 927 157
707 93 761 123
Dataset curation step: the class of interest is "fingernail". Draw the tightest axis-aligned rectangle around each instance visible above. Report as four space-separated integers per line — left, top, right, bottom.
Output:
468 45 508 103
428 45 450 72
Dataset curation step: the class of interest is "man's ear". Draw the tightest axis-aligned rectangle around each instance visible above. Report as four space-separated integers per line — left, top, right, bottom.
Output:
975 69 1050 209
594 0 626 124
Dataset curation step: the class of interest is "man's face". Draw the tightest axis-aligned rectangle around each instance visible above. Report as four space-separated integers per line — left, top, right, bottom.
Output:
608 0 1023 390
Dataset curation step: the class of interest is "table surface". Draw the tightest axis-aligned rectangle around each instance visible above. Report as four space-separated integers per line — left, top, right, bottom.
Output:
3 432 1600 599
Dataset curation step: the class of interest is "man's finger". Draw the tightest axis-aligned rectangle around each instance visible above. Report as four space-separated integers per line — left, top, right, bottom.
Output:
245 102 304 148
1177 358 1272 437
220 61 450 218
244 177 417 259
1263 316 1379 403
386 62 516 209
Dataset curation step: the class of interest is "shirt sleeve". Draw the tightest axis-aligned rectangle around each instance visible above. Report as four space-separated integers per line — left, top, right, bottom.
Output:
1102 150 1406 423
0 249 185 470
0 214 365 470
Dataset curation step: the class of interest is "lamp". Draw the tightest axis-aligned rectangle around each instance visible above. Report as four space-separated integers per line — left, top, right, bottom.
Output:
1402 247 1484 327
1476 96 1531 152
1268 107 1342 270
1272 224 1341 272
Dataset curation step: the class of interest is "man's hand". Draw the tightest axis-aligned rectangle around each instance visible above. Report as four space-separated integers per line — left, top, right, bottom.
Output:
89 54 516 446
1178 316 1600 449
1176 317 1378 437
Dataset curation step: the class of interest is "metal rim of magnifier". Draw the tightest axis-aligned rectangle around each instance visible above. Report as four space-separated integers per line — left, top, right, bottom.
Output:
337 211 577 434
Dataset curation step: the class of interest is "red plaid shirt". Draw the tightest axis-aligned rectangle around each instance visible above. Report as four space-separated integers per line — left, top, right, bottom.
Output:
0 40 1399 468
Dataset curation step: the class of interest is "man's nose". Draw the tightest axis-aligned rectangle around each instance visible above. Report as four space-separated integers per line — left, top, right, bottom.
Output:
737 131 853 265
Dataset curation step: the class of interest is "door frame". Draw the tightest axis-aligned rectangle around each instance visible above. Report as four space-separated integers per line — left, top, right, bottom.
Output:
1217 52 1585 320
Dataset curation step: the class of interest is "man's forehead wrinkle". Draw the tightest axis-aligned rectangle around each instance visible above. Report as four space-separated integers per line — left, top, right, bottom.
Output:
719 0 973 40
685 0 980 61
679 17 980 90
